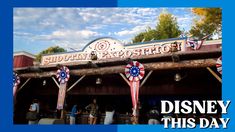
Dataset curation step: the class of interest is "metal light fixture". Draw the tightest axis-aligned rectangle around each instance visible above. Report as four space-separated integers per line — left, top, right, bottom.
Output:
43 80 46 86
170 42 178 52
91 51 98 60
96 77 102 85
174 73 182 82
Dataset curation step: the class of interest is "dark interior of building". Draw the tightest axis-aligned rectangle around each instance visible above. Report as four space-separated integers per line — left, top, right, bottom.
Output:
14 67 221 124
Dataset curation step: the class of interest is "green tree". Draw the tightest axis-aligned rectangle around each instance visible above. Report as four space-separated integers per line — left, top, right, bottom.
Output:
155 13 181 40
36 46 66 62
190 8 222 38
132 12 181 43
132 27 158 43
132 32 145 43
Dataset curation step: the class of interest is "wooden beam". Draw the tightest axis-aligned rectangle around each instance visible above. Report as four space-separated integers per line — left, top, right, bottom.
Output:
52 77 60 88
67 75 86 92
206 67 222 83
14 49 221 71
119 73 130 86
140 70 153 88
17 78 31 92
19 59 217 78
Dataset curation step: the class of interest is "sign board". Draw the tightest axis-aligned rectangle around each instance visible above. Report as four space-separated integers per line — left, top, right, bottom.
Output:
41 37 186 65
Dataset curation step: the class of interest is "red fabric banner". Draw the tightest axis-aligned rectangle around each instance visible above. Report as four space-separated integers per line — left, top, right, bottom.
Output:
130 81 140 116
13 86 17 97
57 83 67 110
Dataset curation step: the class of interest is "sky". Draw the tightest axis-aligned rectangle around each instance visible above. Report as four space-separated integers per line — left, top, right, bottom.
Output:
14 8 196 54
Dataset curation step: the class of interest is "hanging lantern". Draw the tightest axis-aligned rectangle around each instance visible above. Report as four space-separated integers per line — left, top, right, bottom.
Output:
56 66 70 84
96 77 102 85
174 73 182 82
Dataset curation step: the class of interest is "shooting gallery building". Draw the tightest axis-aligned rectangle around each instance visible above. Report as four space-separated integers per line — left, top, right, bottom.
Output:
13 37 222 124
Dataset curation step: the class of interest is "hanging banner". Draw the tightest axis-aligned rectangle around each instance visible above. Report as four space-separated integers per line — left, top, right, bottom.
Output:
57 83 67 110
56 66 70 110
13 72 20 97
125 61 145 116
216 56 222 74
130 81 139 115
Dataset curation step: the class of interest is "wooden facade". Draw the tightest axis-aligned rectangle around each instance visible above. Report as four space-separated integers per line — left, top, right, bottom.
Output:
13 38 222 124
14 51 35 68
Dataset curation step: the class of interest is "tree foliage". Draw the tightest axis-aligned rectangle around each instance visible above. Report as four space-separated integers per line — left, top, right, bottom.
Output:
36 46 66 62
132 13 181 43
132 27 158 43
155 13 181 40
190 8 222 38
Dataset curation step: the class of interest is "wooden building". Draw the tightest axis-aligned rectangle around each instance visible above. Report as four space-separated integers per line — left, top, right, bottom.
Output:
14 51 35 68
13 37 222 124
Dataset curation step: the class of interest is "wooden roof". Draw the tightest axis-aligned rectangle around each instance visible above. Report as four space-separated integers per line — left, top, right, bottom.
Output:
15 49 221 78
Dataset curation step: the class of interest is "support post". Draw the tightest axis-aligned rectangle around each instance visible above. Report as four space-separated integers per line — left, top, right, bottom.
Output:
17 78 31 92
206 67 222 83
119 73 130 86
52 77 60 88
140 70 153 88
61 110 64 119
67 75 86 92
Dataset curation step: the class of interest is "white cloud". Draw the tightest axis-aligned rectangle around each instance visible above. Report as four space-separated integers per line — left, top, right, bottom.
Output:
114 25 147 37
14 29 101 50
33 30 101 48
14 8 194 53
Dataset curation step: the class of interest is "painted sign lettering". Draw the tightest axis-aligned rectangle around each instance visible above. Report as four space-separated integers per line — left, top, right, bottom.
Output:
41 38 186 65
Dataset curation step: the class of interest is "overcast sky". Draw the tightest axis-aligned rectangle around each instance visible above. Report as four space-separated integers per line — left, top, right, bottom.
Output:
14 8 196 54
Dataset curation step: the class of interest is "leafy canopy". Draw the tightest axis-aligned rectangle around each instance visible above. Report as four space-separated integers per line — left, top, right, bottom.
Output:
36 46 66 62
132 12 181 43
189 8 222 38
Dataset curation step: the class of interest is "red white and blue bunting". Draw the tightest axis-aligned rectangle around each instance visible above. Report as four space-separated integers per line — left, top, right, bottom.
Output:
216 56 222 74
125 61 145 116
13 72 20 96
125 61 145 82
186 34 211 50
186 38 205 50
56 66 70 110
56 66 70 84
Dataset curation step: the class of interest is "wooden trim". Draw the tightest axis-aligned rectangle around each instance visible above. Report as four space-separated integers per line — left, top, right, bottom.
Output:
17 78 31 92
140 70 153 88
52 77 60 88
14 49 221 71
119 73 130 86
67 75 86 92
206 67 222 83
19 59 217 78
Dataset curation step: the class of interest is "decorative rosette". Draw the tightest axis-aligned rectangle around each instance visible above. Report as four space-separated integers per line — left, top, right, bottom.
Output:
125 61 145 81
13 72 20 87
56 66 70 84
216 56 222 74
